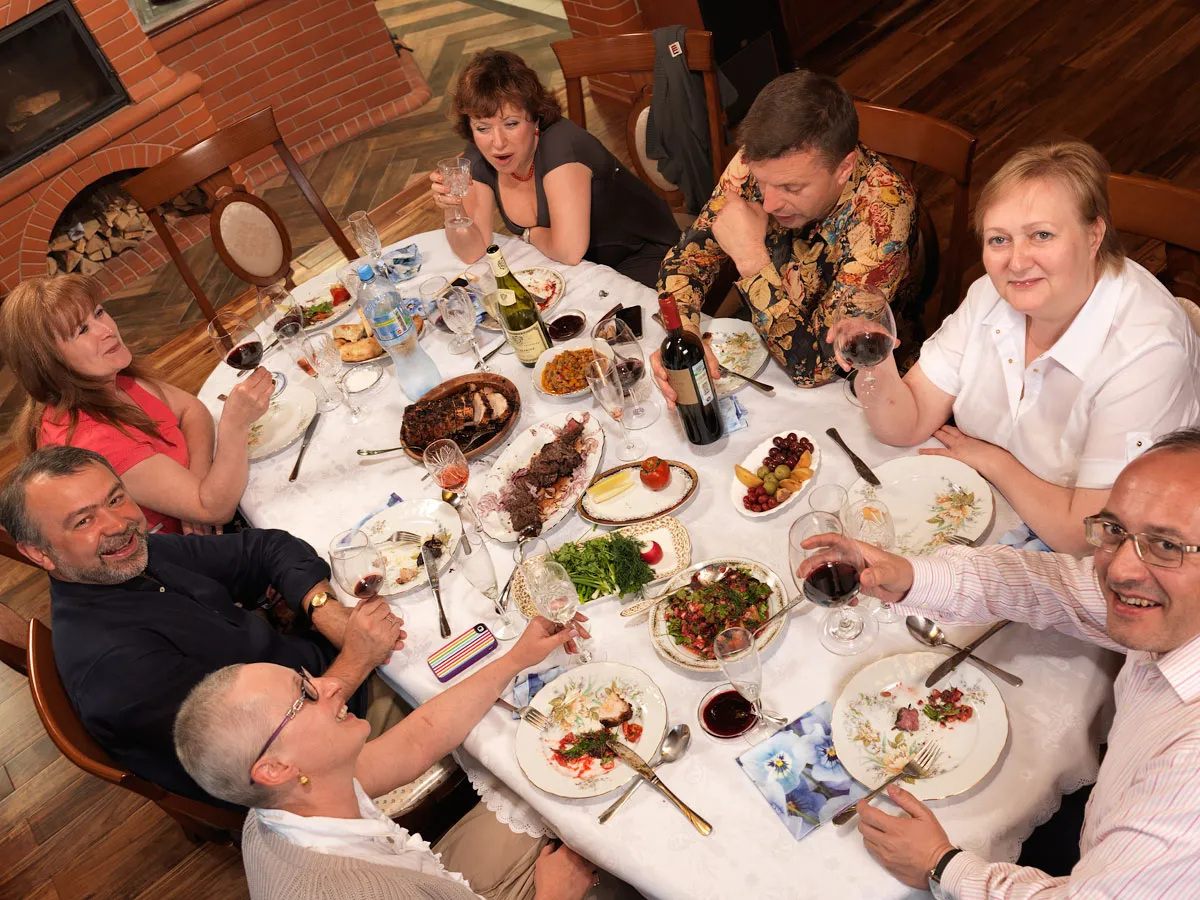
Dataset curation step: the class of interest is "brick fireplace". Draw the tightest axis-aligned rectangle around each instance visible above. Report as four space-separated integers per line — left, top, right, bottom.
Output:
0 0 431 298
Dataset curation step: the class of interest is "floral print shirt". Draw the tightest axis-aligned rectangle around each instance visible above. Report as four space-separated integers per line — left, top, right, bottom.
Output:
657 145 924 387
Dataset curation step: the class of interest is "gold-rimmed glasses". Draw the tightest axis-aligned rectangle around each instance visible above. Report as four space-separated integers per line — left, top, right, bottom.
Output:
250 667 318 782
1083 516 1200 568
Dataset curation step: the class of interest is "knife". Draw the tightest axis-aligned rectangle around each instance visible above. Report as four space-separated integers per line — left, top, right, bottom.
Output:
287 412 322 482
475 339 507 369
825 427 881 487
925 620 1012 687
606 740 712 835
718 364 775 394
421 543 452 638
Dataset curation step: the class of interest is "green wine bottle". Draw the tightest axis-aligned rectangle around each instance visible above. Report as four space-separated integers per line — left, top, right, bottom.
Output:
485 244 551 367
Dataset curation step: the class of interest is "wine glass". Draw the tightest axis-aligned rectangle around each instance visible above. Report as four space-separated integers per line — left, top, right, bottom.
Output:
844 498 900 625
831 290 897 408
591 316 658 429
788 511 877 655
328 529 387 601
808 484 848 518
527 559 602 665
460 529 519 640
303 333 365 422
585 356 645 460
348 210 383 261
207 311 263 373
420 276 450 325
257 284 302 334
713 626 787 742
439 285 486 365
438 157 473 228
276 320 338 412
423 438 476 524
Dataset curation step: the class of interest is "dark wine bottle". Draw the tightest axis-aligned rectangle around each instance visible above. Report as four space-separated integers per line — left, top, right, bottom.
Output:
658 293 722 446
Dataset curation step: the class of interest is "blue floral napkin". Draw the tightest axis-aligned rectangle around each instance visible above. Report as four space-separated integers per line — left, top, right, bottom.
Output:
510 666 564 719
736 701 868 840
719 395 749 434
999 523 1053 552
383 244 423 283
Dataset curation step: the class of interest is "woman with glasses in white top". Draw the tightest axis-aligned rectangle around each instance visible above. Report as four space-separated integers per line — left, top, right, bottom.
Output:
846 141 1200 555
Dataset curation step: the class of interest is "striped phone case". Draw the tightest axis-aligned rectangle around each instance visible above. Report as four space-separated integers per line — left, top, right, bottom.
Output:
427 623 498 682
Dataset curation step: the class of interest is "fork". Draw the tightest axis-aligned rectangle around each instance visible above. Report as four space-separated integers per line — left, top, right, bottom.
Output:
946 534 976 546
832 741 942 825
494 697 549 731
387 530 423 544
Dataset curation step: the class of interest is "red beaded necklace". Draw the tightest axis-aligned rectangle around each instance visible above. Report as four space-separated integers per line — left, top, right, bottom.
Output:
508 128 539 182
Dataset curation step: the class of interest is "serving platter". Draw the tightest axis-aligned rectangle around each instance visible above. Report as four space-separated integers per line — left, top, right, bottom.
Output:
246 385 317 461
358 498 462 596
831 651 1009 801
579 460 698 527
398 373 522 463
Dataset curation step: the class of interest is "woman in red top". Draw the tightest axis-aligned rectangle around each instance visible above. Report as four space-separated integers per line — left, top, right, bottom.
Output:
0 275 272 534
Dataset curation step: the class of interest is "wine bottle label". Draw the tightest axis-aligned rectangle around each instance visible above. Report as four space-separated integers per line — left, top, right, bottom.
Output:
497 289 517 307
488 252 511 278
665 360 715 406
506 322 550 363
693 360 716 405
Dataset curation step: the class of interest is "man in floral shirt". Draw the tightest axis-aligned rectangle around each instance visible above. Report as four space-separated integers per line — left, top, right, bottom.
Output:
651 71 925 397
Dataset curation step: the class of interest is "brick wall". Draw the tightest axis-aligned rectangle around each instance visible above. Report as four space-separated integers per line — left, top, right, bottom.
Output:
560 0 644 103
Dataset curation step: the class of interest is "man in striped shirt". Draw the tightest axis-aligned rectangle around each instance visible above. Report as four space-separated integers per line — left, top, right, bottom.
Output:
806 427 1200 898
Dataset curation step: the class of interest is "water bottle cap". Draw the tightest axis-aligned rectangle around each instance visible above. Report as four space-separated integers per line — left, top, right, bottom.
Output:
357 264 375 281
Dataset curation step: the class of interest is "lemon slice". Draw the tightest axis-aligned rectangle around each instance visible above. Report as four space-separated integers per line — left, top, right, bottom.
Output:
586 469 635 504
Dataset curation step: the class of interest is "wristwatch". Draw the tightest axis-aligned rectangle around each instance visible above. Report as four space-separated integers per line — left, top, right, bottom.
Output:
521 226 532 243
307 590 332 614
928 847 962 899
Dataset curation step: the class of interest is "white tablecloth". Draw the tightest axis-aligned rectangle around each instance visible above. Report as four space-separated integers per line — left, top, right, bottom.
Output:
200 231 1119 900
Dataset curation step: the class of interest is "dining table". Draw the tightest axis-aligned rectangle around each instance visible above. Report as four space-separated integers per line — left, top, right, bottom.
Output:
198 230 1120 900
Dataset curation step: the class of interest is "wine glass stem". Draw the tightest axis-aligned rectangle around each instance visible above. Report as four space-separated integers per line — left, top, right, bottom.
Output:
616 411 636 452
469 337 487 370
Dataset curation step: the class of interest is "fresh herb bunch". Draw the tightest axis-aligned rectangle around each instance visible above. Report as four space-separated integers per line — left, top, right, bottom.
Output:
557 729 616 760
548 532 655 602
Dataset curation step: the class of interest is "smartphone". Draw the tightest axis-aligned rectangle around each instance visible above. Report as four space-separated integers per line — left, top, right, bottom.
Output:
428 623 498 682
615 305 643 338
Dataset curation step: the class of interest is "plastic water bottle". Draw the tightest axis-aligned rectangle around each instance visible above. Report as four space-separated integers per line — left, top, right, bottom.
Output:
357 264 442 400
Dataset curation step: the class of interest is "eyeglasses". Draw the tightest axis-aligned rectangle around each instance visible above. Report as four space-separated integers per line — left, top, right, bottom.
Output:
250 667 318 782
1083 516 1200 569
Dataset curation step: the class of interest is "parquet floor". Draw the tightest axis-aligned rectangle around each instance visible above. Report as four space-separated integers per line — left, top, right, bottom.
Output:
1 0 1199 896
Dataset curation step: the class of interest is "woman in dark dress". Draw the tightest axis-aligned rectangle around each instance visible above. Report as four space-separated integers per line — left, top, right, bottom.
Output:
430 49 680 288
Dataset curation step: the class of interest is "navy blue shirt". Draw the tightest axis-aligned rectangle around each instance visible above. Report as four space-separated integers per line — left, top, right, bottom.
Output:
49 529 364 806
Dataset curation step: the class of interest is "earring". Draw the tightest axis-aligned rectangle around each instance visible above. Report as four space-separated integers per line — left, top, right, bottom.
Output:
298 775 310 786
535 126 540 137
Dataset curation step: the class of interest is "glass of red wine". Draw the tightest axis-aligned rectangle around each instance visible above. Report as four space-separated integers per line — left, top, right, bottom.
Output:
713 626 788 742
329 529 386 600
789 511 877 655
591 316 658 429
207 311 264 373
831 291 897 408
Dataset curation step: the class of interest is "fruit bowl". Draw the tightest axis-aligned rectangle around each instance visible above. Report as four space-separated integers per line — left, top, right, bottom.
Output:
729 430 821 519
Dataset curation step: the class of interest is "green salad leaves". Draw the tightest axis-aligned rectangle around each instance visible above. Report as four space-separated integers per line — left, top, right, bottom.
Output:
548 533 655 602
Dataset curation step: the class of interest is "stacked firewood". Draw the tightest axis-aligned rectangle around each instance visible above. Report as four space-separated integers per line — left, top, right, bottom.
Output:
45 185 206 277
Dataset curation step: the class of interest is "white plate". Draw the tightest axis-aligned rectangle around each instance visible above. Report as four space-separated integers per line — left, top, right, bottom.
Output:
246 385 317 461
648 558 787 672
831 651 1009 800
532 338 613 401
474 412 605 542
512 516 693 617
847 456 994 554
516 266 566 315
578 460 698 527
515 662 668 799
358 499 463 596
704 317 769 397
731 431 821 519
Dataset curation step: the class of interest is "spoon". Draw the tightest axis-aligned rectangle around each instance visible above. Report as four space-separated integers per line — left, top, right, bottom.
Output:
906 616 1024 686
619 563 733 617
753 596 805 636
598 724 692 824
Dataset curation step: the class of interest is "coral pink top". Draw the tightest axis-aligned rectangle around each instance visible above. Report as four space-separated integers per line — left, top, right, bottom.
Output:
40 376 189 535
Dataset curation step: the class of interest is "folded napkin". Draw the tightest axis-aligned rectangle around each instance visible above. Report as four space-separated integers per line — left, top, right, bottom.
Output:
352 493 404 531
509 663 565 719
998 523 1053 553
383 244 423 283
736 701 868 841
719 395 749 434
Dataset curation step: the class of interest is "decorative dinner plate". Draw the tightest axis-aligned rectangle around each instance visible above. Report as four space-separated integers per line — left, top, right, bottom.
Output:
847 456 994 554
831 651 1009 801
474 412 605 543
515 266 566 315
246 385 317 461
579 460 698 527
512 516 693 617
648 557 788 672
358 498 462 596
515 662 668 799
532 338 613 401
730 430 821 520
704 317 769 397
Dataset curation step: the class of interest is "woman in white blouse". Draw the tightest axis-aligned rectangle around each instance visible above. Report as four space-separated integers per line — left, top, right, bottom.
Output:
850 141 1200 554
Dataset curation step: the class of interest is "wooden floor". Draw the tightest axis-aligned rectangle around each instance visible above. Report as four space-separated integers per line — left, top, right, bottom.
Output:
2 0 1199 895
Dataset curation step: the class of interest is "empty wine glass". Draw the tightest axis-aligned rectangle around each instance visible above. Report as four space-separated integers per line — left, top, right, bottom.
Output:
713 626 787 742
460 529 519 640
591 315 658 429
276 320 338 412
831 290 897 408
789 512 876 655
439 285 486 365
348 211 383 261
420 276 450 326
844 498 900 624
328 529 386 601
528 559 602 665
438 157 473 228
585 356 645 461
808 484 848 517
304 333 364 422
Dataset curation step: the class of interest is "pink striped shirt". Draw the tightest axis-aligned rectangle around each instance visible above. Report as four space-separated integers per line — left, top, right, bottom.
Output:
905 545 1200 900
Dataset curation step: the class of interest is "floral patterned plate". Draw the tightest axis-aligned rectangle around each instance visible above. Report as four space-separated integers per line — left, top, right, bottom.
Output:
358 498 461 597
246 385 316 462
703 317 769 398
847 456 993 554
515 662 668 798
831 651 1009 801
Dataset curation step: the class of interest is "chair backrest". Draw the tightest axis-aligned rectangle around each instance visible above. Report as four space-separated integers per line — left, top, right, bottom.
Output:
123 108 358 322
551 31 726 201
0 603 27 677
854 101 977 330
1108 172 1200 303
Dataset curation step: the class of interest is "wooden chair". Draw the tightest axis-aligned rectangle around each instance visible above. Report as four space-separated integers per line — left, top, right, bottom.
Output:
27 619 244 843
0 603 27 677
551 31 726 216
854 101 977 331
123 108 358 322
1108 173 1200 304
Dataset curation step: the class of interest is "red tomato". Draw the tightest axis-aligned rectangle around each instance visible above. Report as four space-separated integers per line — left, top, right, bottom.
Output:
330 283 351 305
639 456 671 491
